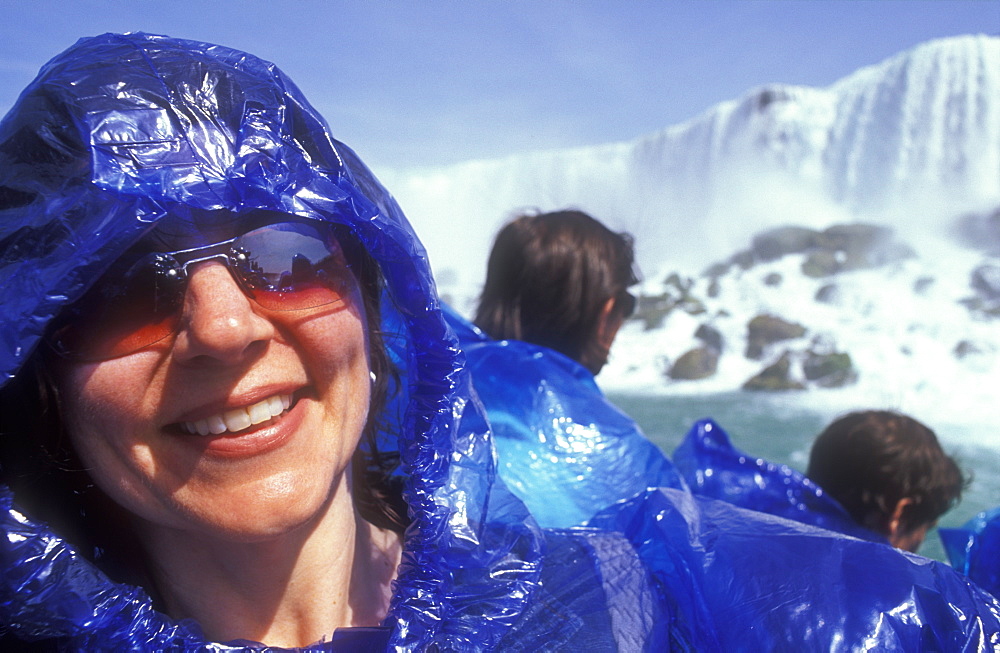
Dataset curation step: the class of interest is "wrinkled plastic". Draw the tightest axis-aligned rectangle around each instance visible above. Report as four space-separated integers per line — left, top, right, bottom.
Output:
1 32 999 652
673 417 885 542
591 487 1000 651
0 32 553 651
443 305 684 527
941 508 1000 598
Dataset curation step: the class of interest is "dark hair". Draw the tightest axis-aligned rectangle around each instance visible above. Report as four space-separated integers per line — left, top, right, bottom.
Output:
806 410 966 538
474 209 637 372
0 221 406 589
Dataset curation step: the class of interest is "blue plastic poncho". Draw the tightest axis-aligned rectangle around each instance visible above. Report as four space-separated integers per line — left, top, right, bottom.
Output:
1 32 999 652
941 508 1000 598
443 305 684 527
0 33 662 651
673 417 885 542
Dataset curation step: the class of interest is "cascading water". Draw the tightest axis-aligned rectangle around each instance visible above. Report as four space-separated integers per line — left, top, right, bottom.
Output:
380 33 1000 444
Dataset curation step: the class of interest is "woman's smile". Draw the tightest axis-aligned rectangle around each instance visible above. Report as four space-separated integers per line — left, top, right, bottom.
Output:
171 389 310 458
178 392 294 436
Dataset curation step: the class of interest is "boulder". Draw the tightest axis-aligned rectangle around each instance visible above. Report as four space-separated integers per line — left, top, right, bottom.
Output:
730 249 755 270
814 283 840 304
802 351 857 388
817 223 915 271
742 351 805 391
702 261 730 278
801 249 842 278
952 206 1000 253
694 323 724 352
745 314 807 360
818 223 893 254
750 226 819 262
668 347 719 381
706 277 721 298
763 272 782 287
971 264 1000 299
954 340 985 359
633 293 672 331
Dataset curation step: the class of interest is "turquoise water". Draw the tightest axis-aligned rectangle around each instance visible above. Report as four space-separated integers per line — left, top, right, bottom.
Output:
607 391 1000 564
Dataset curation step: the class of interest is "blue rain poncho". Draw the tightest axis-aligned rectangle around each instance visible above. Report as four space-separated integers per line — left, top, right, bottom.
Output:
673 417 885 542
0 32 998 652
0 32 655 651
941 508 1000 598
443 305 684 527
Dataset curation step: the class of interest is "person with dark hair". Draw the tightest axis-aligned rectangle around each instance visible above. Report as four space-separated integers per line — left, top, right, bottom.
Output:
807 410 966 552
474 209 637 375
674 410 966 554
446 209 682 528
0 33 652 650
1 32 1000 652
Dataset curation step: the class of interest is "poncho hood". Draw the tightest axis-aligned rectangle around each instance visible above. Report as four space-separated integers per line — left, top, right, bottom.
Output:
0 32 542 650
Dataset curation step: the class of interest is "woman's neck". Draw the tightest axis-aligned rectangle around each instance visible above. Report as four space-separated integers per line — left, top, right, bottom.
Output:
135 483 402 647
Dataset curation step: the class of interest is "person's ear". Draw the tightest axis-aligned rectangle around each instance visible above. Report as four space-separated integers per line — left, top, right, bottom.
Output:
886 497 913 538
596 297 622 352
886 497 933 552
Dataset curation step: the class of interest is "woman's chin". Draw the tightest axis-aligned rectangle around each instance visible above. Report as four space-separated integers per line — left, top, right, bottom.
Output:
156 471 342 544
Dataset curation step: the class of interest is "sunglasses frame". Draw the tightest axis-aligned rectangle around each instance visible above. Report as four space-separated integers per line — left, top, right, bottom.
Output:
49 221 356 361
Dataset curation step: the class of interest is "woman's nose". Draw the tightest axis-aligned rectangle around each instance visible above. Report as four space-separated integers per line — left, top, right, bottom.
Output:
171 262 276 365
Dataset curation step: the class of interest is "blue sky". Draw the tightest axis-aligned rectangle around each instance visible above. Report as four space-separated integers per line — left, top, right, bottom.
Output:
0 1 996 170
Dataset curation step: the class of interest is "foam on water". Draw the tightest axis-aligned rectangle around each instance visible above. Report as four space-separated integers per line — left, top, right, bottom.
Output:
600 236 1000 449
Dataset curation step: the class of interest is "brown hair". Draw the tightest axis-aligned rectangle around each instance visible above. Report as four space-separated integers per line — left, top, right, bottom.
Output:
473 209 637 372
806 410 966 538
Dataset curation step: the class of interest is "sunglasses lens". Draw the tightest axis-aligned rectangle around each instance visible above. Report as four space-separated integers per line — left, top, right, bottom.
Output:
231 222 355 311
620 291 636 318
52 255 184 360
50 221 356 361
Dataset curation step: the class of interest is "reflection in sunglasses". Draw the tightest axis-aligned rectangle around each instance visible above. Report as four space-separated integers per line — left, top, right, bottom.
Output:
49 221 357 361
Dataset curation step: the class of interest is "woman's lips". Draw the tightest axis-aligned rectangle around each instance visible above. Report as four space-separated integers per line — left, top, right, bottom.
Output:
171 392 309 457
179 393 293 435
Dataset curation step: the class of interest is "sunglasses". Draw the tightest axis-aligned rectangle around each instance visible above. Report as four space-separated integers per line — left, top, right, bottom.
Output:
617 290 637 318
50 221 357 361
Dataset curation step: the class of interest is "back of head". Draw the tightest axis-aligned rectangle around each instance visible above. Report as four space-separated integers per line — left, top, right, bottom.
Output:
806 410 966 545
474 209 636 371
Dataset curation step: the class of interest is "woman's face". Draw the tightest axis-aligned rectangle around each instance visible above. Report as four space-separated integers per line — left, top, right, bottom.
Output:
56 226 372 542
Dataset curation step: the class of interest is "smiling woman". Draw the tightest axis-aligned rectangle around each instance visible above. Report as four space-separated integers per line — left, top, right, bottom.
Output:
2 32 1000 653
0 32 545 650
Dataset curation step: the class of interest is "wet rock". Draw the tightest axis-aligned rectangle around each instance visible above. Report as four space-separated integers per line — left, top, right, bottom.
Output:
742 351 805 391
702 261 730 278
695 323 724 352
822 224 915 269
745 314 807 360
706 277 721 298
668 346 719 380
952 206 1000 253
634 293 672 330
954 340 990 359
971 264 1000 299
802 249 842 278
731 249 755 270
802 351 857 388
763 272 782 286
801 223 914 276
751 226 819 262
814 283 840 304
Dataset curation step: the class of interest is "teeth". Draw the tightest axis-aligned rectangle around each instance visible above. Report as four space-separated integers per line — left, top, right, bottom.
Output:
182 394 292 436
